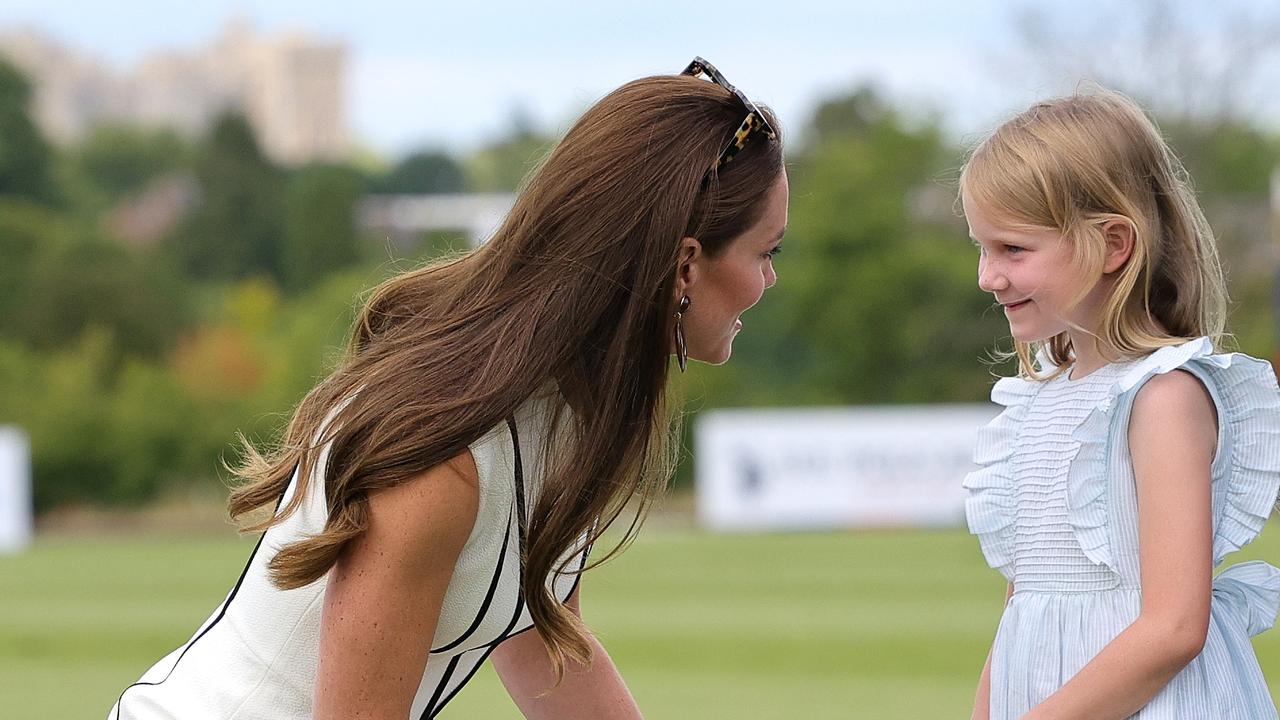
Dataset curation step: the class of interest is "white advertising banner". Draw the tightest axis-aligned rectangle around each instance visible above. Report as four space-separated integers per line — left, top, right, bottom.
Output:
695 405 999 531
0 426 32 553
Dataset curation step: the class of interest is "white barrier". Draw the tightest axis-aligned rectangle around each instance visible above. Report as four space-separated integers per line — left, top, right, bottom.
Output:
695 404 998 531
0 426 32 553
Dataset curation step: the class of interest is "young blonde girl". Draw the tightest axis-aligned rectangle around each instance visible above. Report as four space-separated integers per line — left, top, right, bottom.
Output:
961 89 1280 719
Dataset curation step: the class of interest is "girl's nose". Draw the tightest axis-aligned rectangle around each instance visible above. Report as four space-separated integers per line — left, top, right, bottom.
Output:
977 257 1008 293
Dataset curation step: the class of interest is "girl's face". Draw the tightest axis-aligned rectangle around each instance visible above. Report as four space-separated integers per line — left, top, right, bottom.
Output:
678 171 788 365
963 194 1108 343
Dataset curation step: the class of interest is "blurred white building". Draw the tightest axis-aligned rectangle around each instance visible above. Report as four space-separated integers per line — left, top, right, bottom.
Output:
0 19 347 164
358 193 517 250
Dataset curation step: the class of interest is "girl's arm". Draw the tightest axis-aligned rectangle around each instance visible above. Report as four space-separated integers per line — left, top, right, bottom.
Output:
972 582 1014 720
1023 370 1216 720
491 585 643 720
314 451 481 720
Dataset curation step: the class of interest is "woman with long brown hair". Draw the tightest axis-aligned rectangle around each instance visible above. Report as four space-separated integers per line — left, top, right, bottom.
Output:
109 57 788 720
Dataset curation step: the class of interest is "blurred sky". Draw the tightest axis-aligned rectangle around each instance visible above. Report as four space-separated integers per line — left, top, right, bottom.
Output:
1 0 1277 157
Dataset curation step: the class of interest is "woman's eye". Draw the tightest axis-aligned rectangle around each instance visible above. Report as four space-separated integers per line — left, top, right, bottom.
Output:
1005 245 1024 254
765 245 782 258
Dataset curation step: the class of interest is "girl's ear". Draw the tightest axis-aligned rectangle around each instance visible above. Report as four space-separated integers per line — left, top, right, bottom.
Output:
1101 218 1136 274
674 236 703 297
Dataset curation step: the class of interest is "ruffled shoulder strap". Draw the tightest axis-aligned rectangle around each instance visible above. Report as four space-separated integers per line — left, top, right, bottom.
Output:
1068 337 1280 571
963 374 1039 577
1183 349 1280 563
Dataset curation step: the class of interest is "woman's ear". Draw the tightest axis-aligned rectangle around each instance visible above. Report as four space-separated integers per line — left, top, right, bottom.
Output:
1101 218 1136 274
674 236 703 297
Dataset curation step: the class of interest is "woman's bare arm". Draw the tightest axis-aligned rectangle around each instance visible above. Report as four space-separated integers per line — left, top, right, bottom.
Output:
313 451 480 720
491 585 643 719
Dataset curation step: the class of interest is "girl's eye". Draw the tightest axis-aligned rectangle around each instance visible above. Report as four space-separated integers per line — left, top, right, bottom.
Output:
765 245 782 258
1005 245 1024 255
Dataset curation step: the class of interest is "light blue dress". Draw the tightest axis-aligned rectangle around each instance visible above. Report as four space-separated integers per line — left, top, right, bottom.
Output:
964 337 1280 719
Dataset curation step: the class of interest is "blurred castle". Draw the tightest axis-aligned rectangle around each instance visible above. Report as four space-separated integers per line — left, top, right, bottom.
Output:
0 19 347 164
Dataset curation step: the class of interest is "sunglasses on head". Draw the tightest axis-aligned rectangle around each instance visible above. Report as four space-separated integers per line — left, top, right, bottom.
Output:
680 56 778 175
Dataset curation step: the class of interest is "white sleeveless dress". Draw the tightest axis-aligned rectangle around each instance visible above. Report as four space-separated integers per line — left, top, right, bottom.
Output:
965 338 1280 719
109 390 586 720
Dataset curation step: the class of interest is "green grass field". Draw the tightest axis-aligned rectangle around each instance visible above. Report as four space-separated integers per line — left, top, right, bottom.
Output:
4 525 1280 719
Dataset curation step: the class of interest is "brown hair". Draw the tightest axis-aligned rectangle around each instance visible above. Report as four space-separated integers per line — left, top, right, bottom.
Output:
959 88 1228 379
228 73 784 675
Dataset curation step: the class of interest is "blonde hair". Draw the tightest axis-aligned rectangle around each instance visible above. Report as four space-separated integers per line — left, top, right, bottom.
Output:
959 88 1228 379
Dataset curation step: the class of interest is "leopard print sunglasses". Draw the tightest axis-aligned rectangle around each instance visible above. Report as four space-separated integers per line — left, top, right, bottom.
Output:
680 56 778 174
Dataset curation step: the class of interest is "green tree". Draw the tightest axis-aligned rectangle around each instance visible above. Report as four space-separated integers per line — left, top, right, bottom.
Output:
0 59 58 205
74 123 191 202
0 200 185 359
17 236 188 359
372 150 465 194
281 163 363 291
171 113 284 281
1161 120 1280 198
0 200 68 335
464 111 555 192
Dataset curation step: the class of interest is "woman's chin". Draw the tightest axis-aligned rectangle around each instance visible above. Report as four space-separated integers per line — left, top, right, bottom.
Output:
687 343 734 367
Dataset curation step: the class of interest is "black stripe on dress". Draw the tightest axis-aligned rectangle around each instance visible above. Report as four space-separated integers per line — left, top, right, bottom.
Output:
429 506 512 654
429 538 591 718
420 654 463 718
424 417 528 718
508 417 528 542
112 484 292 720
459 412 591 649
427 567 530 719
481 537 590 648
508 414 588 605
427 641 503 718
430 416 527 653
